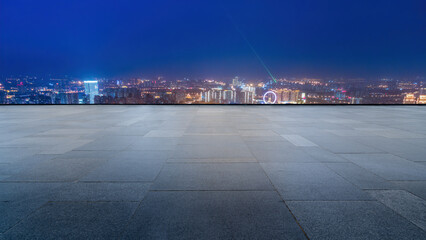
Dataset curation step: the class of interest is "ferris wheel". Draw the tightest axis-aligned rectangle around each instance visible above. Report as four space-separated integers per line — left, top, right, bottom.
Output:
263 91 277 104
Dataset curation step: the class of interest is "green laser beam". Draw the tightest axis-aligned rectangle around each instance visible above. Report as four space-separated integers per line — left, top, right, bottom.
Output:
224 10 277 83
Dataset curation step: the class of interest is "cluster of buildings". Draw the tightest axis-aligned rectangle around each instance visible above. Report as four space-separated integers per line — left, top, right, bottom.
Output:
0 75 425 105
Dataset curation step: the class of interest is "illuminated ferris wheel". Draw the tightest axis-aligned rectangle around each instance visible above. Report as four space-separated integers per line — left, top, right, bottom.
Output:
263 91 277 104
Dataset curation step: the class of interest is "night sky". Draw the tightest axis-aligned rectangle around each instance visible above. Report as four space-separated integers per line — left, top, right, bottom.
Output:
1 0 425 79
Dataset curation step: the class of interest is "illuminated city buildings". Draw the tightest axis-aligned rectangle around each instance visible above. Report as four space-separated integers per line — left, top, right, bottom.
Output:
273 89 306 104
403 88 426 104
84 80 100 104
404 93 417 104
0 75 425 104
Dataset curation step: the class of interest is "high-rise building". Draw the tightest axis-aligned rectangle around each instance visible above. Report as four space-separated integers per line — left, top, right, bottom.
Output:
403 93 417 104
84 80 99 104
223 90 236 103
232 77 242 87
417 95 426 104
202 89 237 103
274 89 306 104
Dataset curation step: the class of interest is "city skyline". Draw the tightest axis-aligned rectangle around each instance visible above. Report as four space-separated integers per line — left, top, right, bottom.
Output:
1 74 425 104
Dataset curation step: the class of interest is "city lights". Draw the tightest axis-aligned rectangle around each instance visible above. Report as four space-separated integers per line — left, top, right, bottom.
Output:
0 75 425 104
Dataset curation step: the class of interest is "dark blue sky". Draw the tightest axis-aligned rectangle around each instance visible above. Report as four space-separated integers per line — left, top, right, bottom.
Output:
1 0 425 79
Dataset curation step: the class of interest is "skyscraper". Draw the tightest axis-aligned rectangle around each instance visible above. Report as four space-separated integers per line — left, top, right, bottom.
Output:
84 80 99 104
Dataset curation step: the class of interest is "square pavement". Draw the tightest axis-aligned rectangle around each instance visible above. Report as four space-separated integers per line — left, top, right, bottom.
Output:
0 106 425 239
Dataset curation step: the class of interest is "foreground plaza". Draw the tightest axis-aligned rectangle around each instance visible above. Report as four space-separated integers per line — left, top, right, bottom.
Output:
0 106 425 239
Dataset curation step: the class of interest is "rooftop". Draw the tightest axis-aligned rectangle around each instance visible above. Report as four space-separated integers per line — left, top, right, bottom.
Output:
0 106 425 239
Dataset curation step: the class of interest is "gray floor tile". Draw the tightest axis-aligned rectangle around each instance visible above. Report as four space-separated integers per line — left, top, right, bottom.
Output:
0 199 47 233
3 202 138 240
185 127 238 135
172 144 254 159
251 148 318 163
262 163 372 200
127 137 179 151
341 154 426 180
238 130 279 137
38 140 93 154
0 154 58 177
371 129 426 139
393 181 426 200
55 150 120 160
0 183 63 202
167 158 258 163
307 136 383 153
281 135 318 147
6 158 108 182
145 130 185 137
48 182 151 201
82 158 164 182
151 163 274 190
75 136 145 151
287 201 426 240
178 135 245 145
123 191 306 240
368 190 426 231
326 163 396 189
302 147 348 162
33 128 101 137
242 136 287 142
2 105 426 239
245 141 294 151
0 148 41 163
350 136 426 162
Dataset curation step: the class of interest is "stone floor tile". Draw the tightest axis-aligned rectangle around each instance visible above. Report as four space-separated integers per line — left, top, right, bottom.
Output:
123 191 306 240
0 199 47 233
262 163 372 200
281 135 318 147
341 154 426 180
172 144 254 159
3 202 138 239
151 163 274 190
6 158 108 182
48 182 151 201
393 181 426 200
287 201 426 240
326 162 396 189
368 190 426 231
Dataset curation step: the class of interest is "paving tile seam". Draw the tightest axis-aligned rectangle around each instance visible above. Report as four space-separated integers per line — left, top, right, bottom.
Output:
118 158 173 238
183 134 239 136
389 180 426 182
334 154 426 184
242 139 310 240
67 150 121 152
148 190 278 192
0 181 75 183
364 189 426 202
369 197 426 234
166 160 257 163
333 151 386 154
391 152 426 163
45 201 141 203
163 162 260 164
2 199 50 235
77 181 154 183
322 161 391 192
286 200 379 202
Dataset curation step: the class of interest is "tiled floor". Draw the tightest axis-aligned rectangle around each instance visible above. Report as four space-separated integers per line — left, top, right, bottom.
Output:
0 106 425 239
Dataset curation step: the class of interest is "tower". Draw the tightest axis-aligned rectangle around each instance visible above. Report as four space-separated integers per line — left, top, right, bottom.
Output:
84 80 99 104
